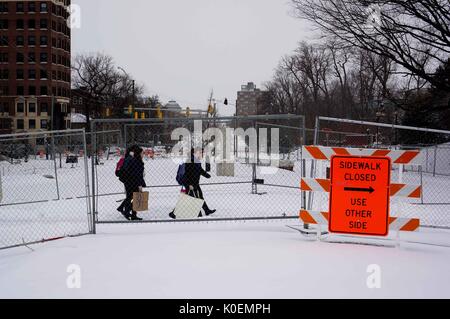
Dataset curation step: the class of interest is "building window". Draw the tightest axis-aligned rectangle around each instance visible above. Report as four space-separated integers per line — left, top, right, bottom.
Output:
40 35 48 46
28 19 36 29
28 52 36 63
41 119 48 129
16 36 24 46
0 102 9 114
40 18 48 29
29 86 36 95
40 86 48 95
28 35 36 46
17 86 24 95
0 3 9 13
40 69 48 79
29 102 36 113
28 2 36 12
40 52 48 63
16 19 24 29
0 86 8 95
29 119 36 129
0 36 8 46
28 69 36 79
16 52 24 63
41 102 48 113
0 69 8 80
0 52 8 63
16 2 24 13
17 119 24 130
0 19 8 29
16 69 24 79
40 2 48 13
17 103 24 113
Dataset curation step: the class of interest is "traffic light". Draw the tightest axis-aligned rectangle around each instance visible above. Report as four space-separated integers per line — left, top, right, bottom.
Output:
156 106 163 119
186 107 191 117
208 104 214 115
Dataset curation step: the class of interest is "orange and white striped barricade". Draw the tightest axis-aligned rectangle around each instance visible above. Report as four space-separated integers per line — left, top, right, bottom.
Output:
302 146 422 165
301 178 422 199
299 210 420 232
298 146 423 243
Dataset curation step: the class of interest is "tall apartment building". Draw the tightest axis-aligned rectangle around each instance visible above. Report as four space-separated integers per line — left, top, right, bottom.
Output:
236 82 268 116
0 0 71 134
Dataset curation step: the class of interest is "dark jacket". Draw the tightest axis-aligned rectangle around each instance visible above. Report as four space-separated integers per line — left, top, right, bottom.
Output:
121 156 146 189
182 160 210 187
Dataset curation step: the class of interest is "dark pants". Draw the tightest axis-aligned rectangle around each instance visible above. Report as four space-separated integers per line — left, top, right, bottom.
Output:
189 185 211 213
120 184 139 217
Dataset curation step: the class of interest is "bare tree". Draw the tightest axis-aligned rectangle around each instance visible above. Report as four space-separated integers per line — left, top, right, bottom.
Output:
291 0 450 90
72 52 144 122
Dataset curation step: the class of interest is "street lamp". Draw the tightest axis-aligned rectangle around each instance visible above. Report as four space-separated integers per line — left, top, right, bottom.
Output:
117 67 135 110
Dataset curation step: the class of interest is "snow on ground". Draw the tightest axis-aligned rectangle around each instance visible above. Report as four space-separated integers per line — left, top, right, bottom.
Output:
1 155 449 249
1 221 450 299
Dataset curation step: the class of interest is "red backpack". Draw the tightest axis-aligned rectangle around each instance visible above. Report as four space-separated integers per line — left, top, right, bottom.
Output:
115 157 125 178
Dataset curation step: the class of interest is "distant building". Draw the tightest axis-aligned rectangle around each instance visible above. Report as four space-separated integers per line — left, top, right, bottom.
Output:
236 82 268 116
163 100 182 118
0 0 72 134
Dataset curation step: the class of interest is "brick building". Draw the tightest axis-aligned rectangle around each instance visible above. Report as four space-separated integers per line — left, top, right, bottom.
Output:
236 82 269 116
0 0 71 134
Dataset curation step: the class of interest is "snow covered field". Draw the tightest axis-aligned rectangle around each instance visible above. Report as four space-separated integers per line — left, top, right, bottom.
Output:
1 222 450 299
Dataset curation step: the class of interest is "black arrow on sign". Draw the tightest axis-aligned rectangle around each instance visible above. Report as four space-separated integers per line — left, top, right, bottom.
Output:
344 186 375 194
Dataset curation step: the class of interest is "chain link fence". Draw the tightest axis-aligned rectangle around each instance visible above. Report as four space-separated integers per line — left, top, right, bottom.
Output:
307 117 450 229
90 115 306 226
0 129 93 250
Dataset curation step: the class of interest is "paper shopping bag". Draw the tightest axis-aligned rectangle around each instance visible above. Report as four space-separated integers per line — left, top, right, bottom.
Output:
173 193 205 219
132 192 149 212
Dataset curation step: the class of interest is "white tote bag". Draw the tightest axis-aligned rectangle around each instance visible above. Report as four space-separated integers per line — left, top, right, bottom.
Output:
173 191 205 219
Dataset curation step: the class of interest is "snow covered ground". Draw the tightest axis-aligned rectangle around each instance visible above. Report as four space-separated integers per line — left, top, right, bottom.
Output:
1 154 449 249
1 221 450 299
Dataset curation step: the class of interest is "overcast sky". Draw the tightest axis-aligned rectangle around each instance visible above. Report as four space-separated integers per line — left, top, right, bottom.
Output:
72 0 312 115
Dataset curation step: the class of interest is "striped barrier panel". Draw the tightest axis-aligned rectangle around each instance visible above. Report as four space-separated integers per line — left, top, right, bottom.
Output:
300 178 422 199
302 146 422 165
299 210 420 232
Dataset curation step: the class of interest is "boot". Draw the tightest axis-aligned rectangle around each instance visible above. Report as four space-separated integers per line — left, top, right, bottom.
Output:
130 212 143 221
205 209 216 216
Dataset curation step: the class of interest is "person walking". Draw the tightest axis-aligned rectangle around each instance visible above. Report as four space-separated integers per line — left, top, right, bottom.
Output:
118 145 146 221
116 147 132 214
182 148 216 217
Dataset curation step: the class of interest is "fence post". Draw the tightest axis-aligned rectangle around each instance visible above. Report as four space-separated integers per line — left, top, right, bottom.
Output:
301 116 307 210
51 134 60 200
91 121 97 235
82 129 93 234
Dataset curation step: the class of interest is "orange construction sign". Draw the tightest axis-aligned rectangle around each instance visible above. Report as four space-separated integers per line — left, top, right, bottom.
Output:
329 155 391 236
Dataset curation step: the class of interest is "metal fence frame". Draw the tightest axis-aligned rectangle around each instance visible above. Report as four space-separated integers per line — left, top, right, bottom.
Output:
0 128 93 250
90 114 306 231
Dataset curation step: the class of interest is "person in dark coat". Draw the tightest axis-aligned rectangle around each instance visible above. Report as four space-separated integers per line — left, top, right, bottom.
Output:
116 147 133 214
119 145 146 221
182 148 216 217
